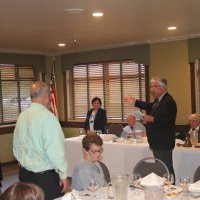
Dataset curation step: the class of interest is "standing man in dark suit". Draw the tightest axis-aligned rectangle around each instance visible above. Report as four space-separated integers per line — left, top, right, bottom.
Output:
85 97 107 134
125 77 177 178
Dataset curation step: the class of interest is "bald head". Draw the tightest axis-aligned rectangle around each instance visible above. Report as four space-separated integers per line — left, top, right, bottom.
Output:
30 81 50 107
30 81 49 99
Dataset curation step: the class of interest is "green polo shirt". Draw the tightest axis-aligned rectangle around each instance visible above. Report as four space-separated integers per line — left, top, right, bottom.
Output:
13 103 67 179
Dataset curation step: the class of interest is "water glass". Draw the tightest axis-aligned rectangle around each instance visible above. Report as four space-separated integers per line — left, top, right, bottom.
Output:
145 186 163 200
135 130 143 143
79 128 85 135
111 174 130 200
96 130 102 135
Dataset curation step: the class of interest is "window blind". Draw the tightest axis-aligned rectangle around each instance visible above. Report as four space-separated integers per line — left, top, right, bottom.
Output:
0 65 41 125
66 60 147 122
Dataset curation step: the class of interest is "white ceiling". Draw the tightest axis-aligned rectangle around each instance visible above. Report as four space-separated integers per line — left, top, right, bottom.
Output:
0 0 200 55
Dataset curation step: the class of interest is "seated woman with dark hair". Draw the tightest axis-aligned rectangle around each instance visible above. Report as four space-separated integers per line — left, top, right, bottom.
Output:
0 182 44 200
71 133 108 191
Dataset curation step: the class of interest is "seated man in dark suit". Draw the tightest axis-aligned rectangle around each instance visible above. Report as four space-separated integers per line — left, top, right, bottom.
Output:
176 124 190 141
176 114 200 141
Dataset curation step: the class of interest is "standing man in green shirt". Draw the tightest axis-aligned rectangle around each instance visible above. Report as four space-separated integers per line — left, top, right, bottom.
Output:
13 81 68 200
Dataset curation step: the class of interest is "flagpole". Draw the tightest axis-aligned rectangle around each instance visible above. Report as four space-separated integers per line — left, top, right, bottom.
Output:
50 56 59 119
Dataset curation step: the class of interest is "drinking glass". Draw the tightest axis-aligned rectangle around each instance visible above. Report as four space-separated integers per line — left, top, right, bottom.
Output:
130 172 141 189
88 179 98 200
96 130 102 135
179 177 190 198
163 173 174 191
79 128 85 135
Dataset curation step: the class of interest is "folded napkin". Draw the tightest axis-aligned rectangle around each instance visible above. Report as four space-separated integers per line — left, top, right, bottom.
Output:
61 192 71 200
189 180 200 193
140 172 164 187
100 134 118 142
61 190 80 200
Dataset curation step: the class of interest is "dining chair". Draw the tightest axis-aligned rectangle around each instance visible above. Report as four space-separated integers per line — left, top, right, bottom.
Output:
193 166 200 182
133 157 169 178
108 124 123 137
98 161 111 183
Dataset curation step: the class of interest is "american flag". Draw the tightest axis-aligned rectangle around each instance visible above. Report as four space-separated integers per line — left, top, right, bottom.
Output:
50 57 58 118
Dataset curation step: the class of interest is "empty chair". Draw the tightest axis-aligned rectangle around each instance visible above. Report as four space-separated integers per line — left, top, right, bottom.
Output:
133 157 169 178
108 124 123 137
98 161 111 183
193 166 200 182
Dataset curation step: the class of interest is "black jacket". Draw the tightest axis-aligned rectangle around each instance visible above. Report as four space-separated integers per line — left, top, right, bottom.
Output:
135 92 177 150
85 108 107 134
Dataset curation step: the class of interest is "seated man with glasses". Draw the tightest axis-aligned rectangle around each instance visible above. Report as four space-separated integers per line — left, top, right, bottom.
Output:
71 133 108 191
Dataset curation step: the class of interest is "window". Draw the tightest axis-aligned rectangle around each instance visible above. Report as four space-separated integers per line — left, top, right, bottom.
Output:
0 65 41 125
66 60 148 122
194 60 200 113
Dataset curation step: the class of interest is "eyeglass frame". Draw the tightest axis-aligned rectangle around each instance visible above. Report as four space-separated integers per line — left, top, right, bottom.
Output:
88 147 104 154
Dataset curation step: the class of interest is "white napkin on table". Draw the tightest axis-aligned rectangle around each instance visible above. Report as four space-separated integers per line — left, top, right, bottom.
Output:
100 134 118 142
189 180 200 193
61 190 80 200
140 172 164 187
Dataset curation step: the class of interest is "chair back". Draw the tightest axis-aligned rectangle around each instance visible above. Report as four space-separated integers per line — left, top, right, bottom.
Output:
193 166 200 182
98 161 111 183
133 157 169 178
108 124 123 137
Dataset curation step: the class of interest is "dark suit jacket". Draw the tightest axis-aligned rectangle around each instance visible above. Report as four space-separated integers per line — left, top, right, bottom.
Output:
135 92 177 150
176 124 190 141
85 108 107 134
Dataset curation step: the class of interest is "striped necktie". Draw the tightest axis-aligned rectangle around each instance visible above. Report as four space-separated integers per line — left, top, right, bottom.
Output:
151 99 159 113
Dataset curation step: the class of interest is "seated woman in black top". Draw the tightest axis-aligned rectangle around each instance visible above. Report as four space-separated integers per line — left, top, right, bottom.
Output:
85 97 107 134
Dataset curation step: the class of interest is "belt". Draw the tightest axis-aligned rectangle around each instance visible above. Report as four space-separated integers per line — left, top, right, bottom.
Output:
19 164 55 174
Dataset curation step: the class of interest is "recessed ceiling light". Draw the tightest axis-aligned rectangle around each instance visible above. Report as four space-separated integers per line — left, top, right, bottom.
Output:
92 12 104 17
168 26 177 30
58 43 66 47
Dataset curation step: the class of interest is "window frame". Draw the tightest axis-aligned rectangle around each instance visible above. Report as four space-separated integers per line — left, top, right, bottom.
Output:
63 60 149 127
190 60 200 113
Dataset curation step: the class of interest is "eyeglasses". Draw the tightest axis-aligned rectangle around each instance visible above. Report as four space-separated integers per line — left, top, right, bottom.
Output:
89 147 103 154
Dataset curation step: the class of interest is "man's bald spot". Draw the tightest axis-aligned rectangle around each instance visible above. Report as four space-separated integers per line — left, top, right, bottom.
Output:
30 81 49 99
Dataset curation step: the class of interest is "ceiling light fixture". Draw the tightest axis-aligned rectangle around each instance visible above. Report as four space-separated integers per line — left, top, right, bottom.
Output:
168 26 177 30
63 8 85 14
92 12 103 17
58 43 66 47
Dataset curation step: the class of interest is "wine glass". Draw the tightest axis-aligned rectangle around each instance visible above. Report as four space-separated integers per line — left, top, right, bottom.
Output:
130 172 141 189
163 173 174 191
88 179 98 200
179 177 190 198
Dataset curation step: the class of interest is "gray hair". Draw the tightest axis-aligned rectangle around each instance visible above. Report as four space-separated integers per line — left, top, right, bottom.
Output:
127 113 136 120
30 81 49 99
151 77 167 89
188 114 200 123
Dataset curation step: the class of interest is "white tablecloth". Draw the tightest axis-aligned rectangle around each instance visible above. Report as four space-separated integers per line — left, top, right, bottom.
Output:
65 136 200 182
56 187 200 200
